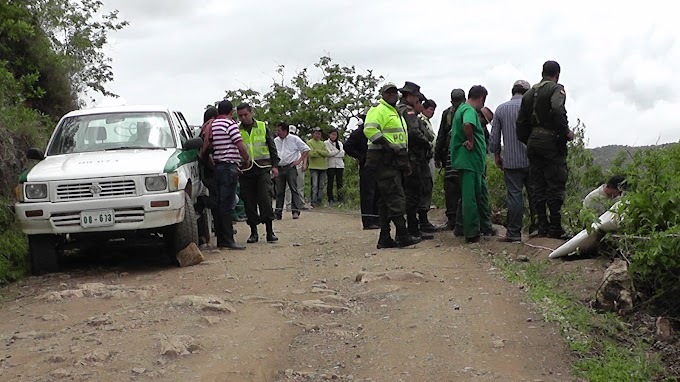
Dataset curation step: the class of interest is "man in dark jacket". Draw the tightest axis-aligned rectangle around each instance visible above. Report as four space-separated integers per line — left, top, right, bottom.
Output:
344 113 379 229
516 60 574 239
435 88 466 230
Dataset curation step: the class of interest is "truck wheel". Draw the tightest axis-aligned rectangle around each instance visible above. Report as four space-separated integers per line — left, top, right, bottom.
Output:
165 192 199 265
28 234 59 275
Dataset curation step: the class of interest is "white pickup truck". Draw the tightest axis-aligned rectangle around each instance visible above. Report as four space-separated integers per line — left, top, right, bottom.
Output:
15 105 205 274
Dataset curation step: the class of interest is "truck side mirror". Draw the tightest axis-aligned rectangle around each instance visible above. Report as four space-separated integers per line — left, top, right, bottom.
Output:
182 137 203 151
26 148 45 161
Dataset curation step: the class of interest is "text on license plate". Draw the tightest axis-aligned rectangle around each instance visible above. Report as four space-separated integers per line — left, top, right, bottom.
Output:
80 209 115 228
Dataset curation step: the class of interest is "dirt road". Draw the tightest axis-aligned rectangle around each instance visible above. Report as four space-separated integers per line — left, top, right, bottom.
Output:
0 208 573 381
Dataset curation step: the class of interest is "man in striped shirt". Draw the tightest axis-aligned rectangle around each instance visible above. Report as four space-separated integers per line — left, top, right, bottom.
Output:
210 100 251 250
489 80 535 242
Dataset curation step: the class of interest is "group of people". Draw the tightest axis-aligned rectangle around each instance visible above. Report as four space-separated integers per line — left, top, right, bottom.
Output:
196 59 626 250
196 101 347 249
352 60 579 248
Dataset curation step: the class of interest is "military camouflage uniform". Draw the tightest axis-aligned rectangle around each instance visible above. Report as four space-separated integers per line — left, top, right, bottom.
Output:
516 78 570 237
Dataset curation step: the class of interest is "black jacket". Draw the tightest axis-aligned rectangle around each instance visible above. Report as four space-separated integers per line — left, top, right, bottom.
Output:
344 124 368 167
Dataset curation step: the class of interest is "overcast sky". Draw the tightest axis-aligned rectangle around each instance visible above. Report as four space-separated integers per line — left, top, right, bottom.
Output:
98 0 679 148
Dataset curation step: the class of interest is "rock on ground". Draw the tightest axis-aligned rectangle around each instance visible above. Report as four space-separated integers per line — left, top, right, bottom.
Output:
159 335 201 357
595 259 634 314
177 243 204 267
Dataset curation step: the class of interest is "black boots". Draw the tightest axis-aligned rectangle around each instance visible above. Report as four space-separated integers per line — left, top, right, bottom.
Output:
419 211 442 233
247 225 259 243
407 212 434 240
247 222 278 243
265 221 278 243
217 214 245 250
395 216 422 247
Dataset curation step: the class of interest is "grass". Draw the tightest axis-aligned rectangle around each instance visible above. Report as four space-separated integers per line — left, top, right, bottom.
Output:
490 255 673 382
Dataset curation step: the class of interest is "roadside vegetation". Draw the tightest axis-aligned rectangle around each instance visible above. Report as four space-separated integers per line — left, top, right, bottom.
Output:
0 0 126 284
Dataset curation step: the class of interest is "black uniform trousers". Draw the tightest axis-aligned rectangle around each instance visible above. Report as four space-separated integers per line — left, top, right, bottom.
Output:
359 165 380 228
239 166 275 226
528 152 567 234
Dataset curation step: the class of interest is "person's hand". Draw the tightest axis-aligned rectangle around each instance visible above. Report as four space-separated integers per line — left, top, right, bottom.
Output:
301 162 307 172
463 140 474 151
435 160 442 169
404 167 412 177
567 129 575 141
242 158 251 169
387 142 401 153
495 154 503 170
271 167 279 178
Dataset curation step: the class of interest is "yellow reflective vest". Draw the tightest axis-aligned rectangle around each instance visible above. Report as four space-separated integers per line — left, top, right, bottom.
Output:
239 120 271 169
363 99 408 151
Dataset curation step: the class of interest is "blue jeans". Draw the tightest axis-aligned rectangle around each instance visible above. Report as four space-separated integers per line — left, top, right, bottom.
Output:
504 167 530 239
310 169 326 206
213 162 239 216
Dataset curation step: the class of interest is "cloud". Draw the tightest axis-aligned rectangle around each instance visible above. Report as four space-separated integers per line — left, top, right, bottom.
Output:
98 0 680 148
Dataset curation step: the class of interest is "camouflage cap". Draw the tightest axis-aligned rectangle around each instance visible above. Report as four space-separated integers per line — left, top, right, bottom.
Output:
380 82 398 93
513 80 531 90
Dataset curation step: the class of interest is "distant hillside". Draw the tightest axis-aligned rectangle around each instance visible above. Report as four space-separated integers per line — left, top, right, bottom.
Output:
588 143 678 170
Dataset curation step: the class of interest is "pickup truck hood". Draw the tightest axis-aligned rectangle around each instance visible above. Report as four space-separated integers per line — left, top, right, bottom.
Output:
26 149 176 182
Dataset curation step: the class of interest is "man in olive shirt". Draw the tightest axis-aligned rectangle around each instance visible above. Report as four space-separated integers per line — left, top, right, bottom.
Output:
397 81 435 241
435 89 466 231
450 85 493 243
516 61 574 239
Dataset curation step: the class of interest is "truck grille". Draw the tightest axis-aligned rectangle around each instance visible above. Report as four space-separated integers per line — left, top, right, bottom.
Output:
51 208 145 227
56 180 136 201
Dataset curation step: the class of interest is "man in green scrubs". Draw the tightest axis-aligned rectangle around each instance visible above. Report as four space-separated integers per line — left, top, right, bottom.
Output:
450 85 493 243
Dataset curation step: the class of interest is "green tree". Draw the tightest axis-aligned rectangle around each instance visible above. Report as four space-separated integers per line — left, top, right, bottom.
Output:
223 55 383 136
29 0 129 100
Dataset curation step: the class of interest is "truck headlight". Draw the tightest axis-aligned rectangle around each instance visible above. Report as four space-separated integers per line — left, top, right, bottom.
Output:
145 175 168 192
24 183 47 199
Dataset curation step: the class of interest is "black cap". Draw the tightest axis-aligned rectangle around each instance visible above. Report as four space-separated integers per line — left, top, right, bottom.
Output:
398 81 424 99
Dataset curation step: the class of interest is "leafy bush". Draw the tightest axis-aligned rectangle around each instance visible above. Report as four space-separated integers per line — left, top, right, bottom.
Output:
0 200 28 284
613 143 680 314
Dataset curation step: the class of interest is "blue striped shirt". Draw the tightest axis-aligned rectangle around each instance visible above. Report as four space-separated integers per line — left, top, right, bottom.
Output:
489 95 529 169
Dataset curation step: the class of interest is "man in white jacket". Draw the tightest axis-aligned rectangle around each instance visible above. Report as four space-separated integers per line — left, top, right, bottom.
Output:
325 128 345 205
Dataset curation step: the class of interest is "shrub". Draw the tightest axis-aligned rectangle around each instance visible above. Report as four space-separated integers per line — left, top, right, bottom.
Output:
614 143 680 314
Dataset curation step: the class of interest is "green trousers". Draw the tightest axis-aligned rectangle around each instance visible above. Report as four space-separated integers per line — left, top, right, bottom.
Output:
459 169 492 238
232 182 246 219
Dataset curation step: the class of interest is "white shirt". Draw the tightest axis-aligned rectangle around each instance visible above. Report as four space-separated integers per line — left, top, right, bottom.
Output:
325 139 345 169
274 134 310 166
583 184 619 215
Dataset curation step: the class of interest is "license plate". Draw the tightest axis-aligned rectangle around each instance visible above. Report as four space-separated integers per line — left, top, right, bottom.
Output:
80 209 115 228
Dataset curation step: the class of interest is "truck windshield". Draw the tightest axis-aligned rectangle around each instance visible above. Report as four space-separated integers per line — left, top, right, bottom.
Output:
47 112 176 155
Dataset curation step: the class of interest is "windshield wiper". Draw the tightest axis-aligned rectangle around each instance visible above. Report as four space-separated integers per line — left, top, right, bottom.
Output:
104 146 168 151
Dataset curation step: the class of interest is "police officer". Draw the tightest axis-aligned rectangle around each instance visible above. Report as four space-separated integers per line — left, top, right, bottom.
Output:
364 83 421 249
516 60 574 239
236 103 281 243
397 81 435 240
435 88 466 231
